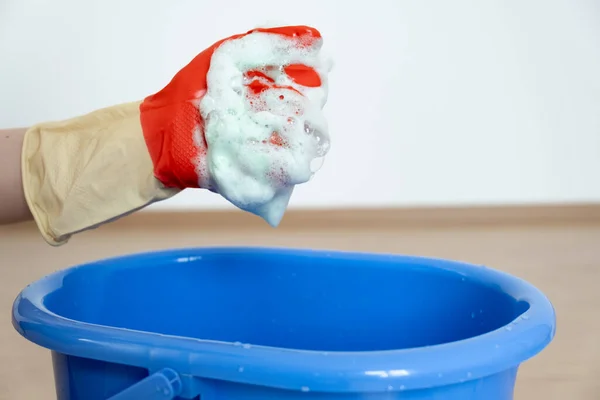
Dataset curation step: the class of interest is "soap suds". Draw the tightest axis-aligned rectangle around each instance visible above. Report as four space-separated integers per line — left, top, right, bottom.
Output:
197 29 331 226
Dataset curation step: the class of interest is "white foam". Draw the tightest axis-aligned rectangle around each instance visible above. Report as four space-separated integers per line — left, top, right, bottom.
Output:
197 30 331 226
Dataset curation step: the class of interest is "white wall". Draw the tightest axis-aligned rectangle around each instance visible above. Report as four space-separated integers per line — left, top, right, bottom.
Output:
1 0 599 211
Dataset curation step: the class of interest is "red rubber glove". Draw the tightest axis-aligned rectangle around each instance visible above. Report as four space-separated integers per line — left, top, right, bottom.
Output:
22 25 328 246
140 25 325 191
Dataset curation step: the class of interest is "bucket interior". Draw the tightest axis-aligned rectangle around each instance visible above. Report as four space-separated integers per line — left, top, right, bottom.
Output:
44 251 528 352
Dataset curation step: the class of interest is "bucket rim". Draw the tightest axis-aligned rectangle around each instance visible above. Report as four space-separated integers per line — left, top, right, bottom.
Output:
12 246 556 393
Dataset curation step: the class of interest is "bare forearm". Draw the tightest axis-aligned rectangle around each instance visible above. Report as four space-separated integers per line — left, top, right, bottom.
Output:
0 128 32 224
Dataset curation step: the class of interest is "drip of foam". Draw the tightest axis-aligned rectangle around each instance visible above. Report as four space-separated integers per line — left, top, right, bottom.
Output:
197 30 331 226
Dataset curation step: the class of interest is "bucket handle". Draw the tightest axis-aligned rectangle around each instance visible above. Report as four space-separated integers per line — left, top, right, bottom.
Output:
107 368 182 400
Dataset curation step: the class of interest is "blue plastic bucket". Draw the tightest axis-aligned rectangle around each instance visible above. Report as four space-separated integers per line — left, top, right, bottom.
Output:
13 247 555 400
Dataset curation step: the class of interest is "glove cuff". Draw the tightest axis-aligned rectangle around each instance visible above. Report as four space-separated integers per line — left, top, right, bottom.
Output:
22 101 179 246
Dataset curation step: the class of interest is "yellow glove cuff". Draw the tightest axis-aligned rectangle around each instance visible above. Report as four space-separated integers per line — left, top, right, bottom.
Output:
22 101 179 246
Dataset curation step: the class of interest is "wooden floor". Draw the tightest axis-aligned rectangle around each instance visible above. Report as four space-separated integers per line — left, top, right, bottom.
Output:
0 213 598 399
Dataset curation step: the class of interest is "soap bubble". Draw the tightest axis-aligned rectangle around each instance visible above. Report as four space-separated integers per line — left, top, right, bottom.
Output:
310 156 325 173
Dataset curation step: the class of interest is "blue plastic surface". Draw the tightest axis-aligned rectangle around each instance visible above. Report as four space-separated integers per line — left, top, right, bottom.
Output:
106 368 181 400
12 247 555 399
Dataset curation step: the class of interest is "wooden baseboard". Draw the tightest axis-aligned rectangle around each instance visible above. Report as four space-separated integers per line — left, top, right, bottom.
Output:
106 203 600 231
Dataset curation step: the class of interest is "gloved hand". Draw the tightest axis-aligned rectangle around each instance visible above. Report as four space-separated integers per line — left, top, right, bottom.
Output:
21 25 330 246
